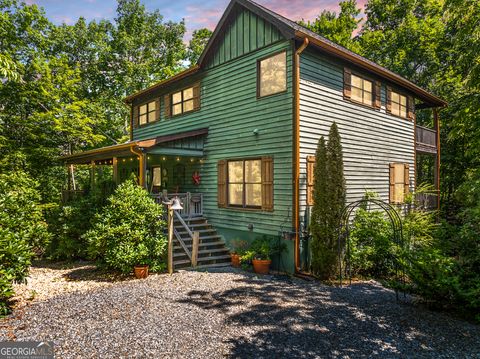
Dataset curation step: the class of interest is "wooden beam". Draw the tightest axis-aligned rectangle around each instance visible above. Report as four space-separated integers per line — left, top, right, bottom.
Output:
191 231 199 267
112 157 118 184
434 108 441 211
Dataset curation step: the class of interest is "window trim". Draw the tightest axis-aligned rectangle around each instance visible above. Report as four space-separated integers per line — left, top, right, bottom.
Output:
389 163 410 204
257 50 288 99
135 99 159 127
344 68 382 110
227 158 262 209
169 84 200 118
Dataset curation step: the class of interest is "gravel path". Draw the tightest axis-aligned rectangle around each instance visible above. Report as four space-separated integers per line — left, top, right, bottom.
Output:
1 262 479 358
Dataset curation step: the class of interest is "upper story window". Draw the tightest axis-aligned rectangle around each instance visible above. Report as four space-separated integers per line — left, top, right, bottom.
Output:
164 83 201 118
387 88 411 119
258 51 287 97
133 99 159 128
343 68 381 109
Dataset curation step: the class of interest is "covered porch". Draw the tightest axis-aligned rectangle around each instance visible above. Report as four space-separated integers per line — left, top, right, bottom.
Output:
61 128 208 217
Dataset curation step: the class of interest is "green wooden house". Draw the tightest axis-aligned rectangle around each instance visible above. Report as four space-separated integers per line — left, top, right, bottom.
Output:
62 0 445 273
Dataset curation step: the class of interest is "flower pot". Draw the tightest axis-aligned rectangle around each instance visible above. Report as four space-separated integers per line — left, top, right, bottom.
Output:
231 253 241 267
134 265 149 279
252 259 271 274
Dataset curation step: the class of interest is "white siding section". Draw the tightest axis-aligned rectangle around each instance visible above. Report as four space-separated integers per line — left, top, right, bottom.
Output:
299 50 415 222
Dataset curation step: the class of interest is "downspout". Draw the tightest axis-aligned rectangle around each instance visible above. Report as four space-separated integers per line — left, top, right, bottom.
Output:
293 37 309 273
130 146 146 188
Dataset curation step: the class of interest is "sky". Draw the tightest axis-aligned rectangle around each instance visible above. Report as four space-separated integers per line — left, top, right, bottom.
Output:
24 0 366 40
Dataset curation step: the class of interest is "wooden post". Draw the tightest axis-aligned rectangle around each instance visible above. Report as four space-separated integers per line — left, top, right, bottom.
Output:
434 108 441 211
90 160 96 189
191 231 199 267
139 153 146 189
112 157 118 184
168 206 174 274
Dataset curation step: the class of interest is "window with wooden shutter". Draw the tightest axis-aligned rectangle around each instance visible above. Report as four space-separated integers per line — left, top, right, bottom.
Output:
167 84 201 117
306 155 315 206
220 157 273 211
387 88 412 119
343 68 352 99
389 163 410 204
217 160 226 208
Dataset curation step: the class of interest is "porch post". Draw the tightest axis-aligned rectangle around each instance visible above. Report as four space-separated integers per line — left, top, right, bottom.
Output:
90 160 96 189
112 157 118 184
139 153 146 189
434 108 441 211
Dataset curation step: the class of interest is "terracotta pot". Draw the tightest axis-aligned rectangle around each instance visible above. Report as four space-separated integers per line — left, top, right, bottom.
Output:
252 259 271 274
231 254 241 267
134 265 149 279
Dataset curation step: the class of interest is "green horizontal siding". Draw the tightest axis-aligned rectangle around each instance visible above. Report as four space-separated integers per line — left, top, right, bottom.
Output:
132 40 294 240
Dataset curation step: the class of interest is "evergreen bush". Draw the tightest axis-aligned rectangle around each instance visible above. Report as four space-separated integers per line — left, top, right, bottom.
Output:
86 179 167 274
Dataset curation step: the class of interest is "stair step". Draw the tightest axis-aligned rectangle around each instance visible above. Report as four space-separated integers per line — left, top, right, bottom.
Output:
174 222 210 228
173 240 225 250
176 229 216 235
197 254 232 262
195 262 232 269
175 235 222 242
174 248 230 257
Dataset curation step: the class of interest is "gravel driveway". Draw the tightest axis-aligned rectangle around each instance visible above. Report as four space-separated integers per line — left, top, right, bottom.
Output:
1 262 479 358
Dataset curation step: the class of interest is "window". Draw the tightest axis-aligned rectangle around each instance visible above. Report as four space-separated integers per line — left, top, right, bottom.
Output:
389 163 410 204
217 157 273 211
258 51 287 97
343 68 381 109
165 83 200 117
351 74 373 106
227 159 262 207
137 100 158 126
391 90 407 118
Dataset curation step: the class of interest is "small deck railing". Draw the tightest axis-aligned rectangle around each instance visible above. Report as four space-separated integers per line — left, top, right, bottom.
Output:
151 192 204 217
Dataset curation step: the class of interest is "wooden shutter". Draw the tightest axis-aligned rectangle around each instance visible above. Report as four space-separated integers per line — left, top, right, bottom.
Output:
404 164 410 196
343 68 352 99
307 155 315 206
261 156 274 211
374 81 381 109
389 163 395 203
407 95 415 120
164 94 171 118
386 86 392 113
193 82 201 111
132 105 139 128
217 160 226 208
155 98 160 121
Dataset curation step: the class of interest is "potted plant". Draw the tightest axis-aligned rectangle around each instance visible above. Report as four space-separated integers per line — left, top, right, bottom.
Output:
229 239 248 267
241 237 285 274
134 264 149 279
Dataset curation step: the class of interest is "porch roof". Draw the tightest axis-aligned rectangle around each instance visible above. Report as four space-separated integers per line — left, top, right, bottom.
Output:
61 128 208 165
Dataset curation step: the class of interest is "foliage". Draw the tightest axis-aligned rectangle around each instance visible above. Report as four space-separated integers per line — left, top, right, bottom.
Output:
0 172 49 315
86 179 167 274
229 239 248 255
187 28 212 65
240 236 286 263
310 122 346 279
299 0 362 53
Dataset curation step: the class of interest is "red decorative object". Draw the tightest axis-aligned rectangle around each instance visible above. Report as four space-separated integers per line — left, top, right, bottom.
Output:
192 171 201 185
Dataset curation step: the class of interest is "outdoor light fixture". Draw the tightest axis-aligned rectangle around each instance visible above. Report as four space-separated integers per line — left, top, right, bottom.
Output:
253 128 259 135
176 157 180 161
162 157 166 161
163 196 183 274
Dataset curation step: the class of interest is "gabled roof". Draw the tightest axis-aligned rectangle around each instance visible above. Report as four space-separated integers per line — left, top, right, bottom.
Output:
126 0 446 107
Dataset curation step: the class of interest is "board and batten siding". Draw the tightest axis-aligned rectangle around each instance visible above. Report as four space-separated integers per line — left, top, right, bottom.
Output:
298 49 415 222
132 40 294 236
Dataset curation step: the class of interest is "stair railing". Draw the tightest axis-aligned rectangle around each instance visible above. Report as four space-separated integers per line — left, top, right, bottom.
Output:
174 211 199 267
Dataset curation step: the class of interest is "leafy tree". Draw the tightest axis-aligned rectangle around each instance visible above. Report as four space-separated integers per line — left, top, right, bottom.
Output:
187 28 213 64
299 0 362 52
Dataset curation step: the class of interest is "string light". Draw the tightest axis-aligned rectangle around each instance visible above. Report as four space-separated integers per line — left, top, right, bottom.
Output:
176 157 180 162
162 157 166 161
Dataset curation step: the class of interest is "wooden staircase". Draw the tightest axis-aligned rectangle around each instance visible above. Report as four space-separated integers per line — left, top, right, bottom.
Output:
173 216 232 270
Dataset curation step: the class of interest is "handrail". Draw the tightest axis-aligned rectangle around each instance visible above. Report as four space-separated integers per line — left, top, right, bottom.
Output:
173 227 192 260
174 210 194 238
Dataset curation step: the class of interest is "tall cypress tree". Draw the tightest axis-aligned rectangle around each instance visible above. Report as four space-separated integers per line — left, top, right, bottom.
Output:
310 122 346 278
310 136 329 277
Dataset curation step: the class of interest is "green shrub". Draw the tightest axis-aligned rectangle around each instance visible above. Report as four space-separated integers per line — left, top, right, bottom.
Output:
86 179 167 274
350 208 396 278
0 172 49 315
